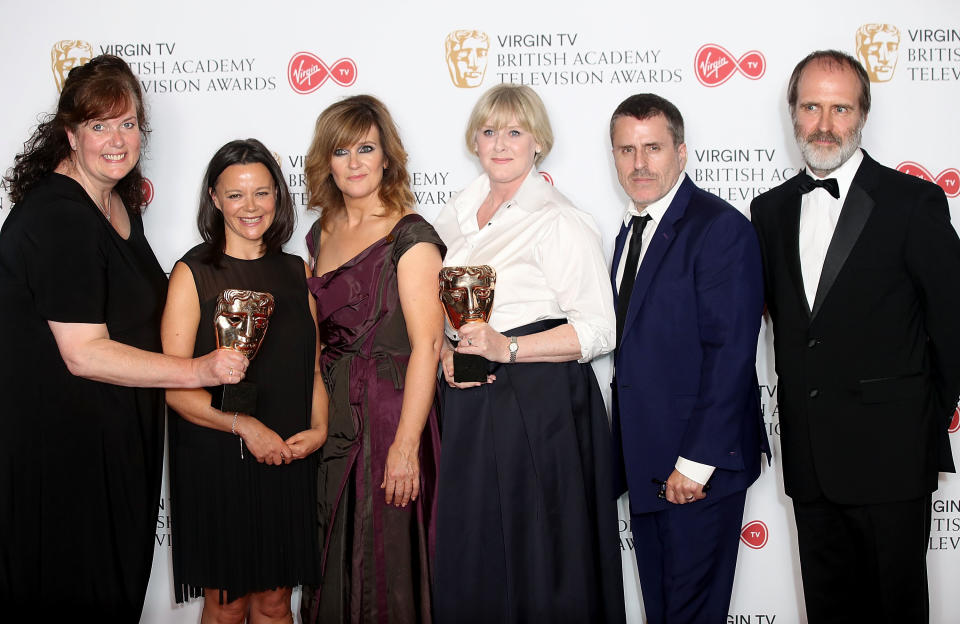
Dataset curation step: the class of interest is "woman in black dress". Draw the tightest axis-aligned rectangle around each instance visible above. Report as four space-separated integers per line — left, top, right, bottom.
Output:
162 138 326 623
0 55 247 620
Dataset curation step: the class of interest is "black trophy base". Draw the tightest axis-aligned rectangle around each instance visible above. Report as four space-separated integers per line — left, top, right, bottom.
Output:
212 381 257 415
453 352 488 383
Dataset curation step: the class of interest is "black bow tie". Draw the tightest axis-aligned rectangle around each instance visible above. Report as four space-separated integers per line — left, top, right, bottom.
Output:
797 173 840 199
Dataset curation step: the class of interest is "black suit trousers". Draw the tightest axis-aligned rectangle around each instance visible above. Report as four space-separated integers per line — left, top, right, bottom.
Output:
793 495 932 624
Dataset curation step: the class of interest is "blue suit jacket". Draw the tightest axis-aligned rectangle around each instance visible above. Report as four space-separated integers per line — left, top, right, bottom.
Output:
611 175 768 514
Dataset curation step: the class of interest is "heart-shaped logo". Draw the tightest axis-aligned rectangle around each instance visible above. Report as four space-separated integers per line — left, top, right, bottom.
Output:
287 52 357 94
695 44 765 87
896 162 960 198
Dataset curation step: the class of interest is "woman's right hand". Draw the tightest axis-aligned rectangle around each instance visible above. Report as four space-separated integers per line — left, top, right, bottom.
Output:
235 414 292 465
193 348 249 386
440 346 495 389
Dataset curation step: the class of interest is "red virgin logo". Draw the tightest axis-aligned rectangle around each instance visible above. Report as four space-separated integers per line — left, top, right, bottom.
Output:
740 520 768 549
539 171 554 186
287 52 357 94
694 44 765 87
949 407 959 434
141 177 154 207
895 162 960 198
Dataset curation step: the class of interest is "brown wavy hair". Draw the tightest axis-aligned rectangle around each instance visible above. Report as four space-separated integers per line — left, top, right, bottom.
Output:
4 54 150 212
304 95 414 230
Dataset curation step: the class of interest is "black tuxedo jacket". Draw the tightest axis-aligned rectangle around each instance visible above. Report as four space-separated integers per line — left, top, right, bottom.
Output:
750 151 960 505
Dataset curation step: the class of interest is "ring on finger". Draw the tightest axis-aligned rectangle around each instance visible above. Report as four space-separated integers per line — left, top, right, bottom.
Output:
467 338 473 346
229 368 234 376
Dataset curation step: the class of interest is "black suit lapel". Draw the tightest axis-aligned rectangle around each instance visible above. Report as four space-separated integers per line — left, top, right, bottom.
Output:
810 161 876 320
780 178 810 317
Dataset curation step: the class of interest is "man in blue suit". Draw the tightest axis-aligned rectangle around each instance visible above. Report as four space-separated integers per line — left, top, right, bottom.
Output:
609 93 768 623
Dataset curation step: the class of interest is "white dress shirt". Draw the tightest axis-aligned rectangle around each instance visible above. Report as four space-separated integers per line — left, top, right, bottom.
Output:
433 169 615 362
615 173 714 486
799 149 863 308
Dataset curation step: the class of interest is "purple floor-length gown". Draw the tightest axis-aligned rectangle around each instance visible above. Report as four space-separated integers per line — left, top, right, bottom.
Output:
301 213 444 624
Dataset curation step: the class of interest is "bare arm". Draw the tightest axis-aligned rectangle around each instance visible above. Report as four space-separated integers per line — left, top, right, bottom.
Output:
160 262 289 465
286 261 329 459
48 317 247 390
455 322 582 364
454 208 612 365
382 242 444 507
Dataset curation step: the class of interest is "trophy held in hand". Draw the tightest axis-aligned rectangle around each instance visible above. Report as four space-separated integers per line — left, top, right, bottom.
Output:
439 265 496 383
211 289 275 414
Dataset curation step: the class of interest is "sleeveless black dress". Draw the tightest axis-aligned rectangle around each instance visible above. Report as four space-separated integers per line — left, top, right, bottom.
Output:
168 243 320 601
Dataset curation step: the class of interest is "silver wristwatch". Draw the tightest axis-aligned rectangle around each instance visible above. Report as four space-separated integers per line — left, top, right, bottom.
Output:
508 336 519 363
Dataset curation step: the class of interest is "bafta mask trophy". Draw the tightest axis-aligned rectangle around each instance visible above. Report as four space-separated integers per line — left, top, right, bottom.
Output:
439 266 496 383
212 289 275 414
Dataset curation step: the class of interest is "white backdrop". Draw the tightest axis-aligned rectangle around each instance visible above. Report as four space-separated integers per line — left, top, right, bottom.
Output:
2 1 959 622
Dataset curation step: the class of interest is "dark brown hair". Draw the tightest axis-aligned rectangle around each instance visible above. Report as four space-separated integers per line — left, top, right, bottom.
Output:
5 54 150 211
196 138 295 266
609 93 685 147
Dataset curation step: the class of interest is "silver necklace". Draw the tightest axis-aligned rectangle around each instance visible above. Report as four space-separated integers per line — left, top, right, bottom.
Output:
90 191 111 222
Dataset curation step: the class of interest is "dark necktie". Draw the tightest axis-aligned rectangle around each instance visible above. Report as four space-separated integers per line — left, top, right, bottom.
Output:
797 173 840 199
616 214 652 347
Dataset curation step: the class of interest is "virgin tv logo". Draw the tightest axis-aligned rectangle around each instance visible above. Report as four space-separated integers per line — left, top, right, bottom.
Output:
538 171 554 186
287 52 357 94
694 44 765 87
950 407 959 434
141 178 154 207
740 520 768 549
895 162 960 198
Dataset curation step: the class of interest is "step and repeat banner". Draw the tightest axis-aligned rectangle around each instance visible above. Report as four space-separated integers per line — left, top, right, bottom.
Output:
2 1 958 622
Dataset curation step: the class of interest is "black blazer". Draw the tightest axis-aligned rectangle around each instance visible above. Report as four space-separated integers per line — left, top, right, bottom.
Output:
750 151 960 505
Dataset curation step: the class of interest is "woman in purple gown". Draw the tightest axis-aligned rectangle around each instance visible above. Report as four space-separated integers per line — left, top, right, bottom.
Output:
299 95 445 624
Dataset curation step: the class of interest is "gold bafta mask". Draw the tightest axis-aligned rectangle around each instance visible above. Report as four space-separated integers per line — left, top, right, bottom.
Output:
50 40 94 92
439 265 496 329
445 30 490 88
856 24 900 83
214 289 276 360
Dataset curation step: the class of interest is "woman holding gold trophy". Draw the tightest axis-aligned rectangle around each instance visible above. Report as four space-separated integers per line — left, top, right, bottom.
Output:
299 95 445 624
432 84 625 623
161 139 325 622
0 55 248 619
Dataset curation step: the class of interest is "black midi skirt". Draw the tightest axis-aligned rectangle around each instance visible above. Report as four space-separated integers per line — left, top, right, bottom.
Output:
434 319 626 623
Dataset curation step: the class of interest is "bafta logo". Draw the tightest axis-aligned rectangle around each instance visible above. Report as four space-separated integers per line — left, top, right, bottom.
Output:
445 30 490 88
856 24 900 83
213 289 275 414
51 40 93 92
439 265 496 382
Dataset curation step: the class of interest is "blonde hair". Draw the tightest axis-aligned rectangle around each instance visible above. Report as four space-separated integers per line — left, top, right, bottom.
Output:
304 95 414 229
464 84 553 166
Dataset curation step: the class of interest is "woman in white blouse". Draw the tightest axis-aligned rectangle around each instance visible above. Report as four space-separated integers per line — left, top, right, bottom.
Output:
432 84 626 624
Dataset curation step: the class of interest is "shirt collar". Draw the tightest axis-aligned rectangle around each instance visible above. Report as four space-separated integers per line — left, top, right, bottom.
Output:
621 172 686 227
452 168 546 233
806 148 863 201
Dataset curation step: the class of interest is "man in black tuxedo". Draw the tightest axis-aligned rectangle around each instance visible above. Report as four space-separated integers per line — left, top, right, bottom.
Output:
751 50 960 623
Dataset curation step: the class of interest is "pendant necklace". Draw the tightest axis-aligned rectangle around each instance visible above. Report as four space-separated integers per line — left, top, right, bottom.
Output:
90 190 112 222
